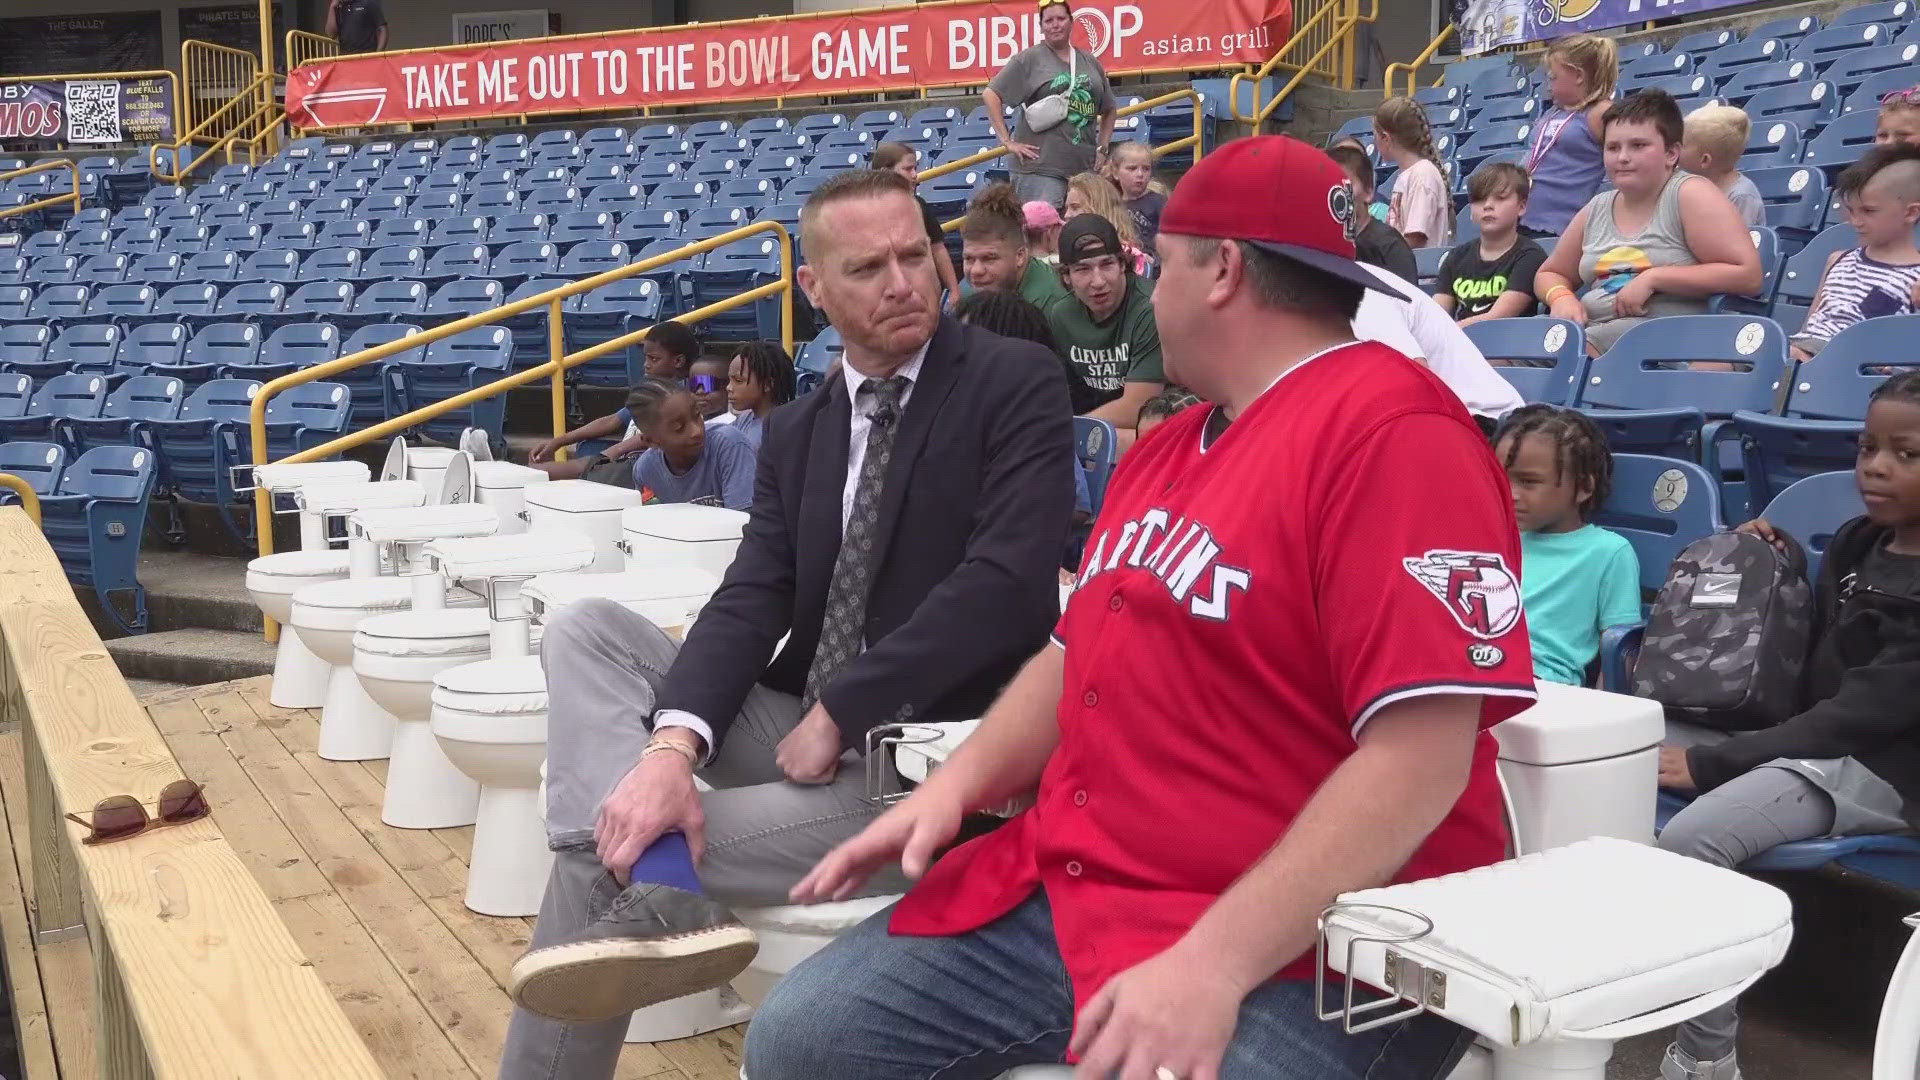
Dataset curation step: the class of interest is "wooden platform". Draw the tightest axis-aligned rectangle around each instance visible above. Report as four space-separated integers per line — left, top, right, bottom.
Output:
0 675 744 1080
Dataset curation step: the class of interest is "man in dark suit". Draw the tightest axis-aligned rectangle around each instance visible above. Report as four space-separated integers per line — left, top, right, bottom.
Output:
496 168 1076 1080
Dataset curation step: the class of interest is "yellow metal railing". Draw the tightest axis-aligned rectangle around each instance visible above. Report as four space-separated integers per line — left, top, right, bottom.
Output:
0 477 41 527
0 161 82 225
920 86 1207 231
1232 0 1378 125
1385 24 1456 99
148 71 277 181
247 220 795 636
182 40 265 138
287 29 340 71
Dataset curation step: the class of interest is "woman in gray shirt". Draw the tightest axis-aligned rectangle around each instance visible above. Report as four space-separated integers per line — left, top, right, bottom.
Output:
982 0 1117 209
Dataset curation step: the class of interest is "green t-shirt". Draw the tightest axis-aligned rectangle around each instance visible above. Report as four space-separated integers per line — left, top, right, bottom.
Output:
1045 275 1163 404
1018 256 1068 309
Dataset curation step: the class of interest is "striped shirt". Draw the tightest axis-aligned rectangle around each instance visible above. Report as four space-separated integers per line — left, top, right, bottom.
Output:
1802 248 1920 343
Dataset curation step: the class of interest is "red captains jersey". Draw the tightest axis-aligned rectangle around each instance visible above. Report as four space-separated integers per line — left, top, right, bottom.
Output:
890 340 1538 1014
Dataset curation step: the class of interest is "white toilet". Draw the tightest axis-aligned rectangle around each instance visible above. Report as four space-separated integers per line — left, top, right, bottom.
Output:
473 460 549 534
618 504 749 578
521 480 649 571
431 654 555 916
243 460 377 708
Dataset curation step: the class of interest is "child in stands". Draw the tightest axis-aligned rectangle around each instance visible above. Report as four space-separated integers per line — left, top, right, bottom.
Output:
1795 142 1920 360
1374 95 1452 249
1437 162 1549 325
688 352 733 421
872 141 963 309
1328 144 1418 282
1107 140 1166 258
1681 105 1765 227
626 377 757 511
1654 370 1920 1080
529 320 699 482
1878 87 1920 147
1134 387 1199 441
724 340 795 450
1024 200 1064 264
1063 172 1152 274
1493 405 1640 686
1524 33 1618 237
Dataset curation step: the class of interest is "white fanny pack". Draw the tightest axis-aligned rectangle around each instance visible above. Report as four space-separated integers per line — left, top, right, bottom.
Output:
1024 47 1077 133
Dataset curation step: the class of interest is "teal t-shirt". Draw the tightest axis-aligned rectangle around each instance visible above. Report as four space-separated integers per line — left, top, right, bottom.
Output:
1520 524 1642 686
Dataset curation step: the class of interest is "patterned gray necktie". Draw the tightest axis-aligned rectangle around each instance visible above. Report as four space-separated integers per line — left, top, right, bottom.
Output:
801 375 910 712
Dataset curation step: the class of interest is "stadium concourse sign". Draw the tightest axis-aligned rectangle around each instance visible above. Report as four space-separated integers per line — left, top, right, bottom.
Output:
286 0 1288 129
0 78 175 144
1455 0 1742 53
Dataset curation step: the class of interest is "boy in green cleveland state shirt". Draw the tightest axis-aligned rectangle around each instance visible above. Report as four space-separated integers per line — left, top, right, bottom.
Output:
1045 213 1164 435
961 182 1068 310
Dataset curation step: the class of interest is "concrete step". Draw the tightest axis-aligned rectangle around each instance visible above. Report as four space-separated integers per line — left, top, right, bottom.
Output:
139 550 260 633
105 628 276 686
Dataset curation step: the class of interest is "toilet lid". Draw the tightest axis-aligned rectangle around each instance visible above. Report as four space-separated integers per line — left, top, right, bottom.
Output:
247 549 351 581
523 479 648 514
426 531 597 579
293 576 415 611
351 502 498 543
736 894 900 934
523 567 720 610
473 460 549 491
299 479 426 515
255 460 369 493
1492 681 1665 766
354 608 495 658
619 504 748 543
431 654 547 714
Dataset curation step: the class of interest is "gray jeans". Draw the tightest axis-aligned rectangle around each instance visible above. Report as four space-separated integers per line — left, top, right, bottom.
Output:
1011 171 1068 210
499 598 906 1080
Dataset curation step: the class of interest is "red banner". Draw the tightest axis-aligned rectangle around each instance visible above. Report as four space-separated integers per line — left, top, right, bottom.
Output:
287 0 1289 129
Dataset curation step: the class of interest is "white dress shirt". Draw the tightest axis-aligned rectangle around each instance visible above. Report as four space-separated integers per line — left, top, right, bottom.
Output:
1352 263 1526 420
655 341 930 758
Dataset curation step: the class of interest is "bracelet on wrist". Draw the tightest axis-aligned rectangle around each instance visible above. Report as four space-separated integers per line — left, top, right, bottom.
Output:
643 738 699 768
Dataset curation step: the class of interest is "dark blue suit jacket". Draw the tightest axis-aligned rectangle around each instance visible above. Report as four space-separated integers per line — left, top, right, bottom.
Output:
657 315 1077 750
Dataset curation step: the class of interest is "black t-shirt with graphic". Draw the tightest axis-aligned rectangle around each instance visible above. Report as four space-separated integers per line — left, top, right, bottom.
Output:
1437 236 1547 320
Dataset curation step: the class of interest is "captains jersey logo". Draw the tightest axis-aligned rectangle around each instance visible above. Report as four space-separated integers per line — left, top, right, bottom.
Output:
1402 550 1522 639
1076 507 1250 621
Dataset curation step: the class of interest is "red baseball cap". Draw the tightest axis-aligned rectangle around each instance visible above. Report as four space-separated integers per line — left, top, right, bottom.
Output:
1160 134 1397 295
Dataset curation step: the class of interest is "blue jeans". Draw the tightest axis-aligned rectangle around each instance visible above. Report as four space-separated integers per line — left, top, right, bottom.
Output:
743 890 1473 1079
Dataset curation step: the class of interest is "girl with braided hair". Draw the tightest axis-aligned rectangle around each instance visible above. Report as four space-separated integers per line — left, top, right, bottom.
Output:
1374 96 1452 250
1492 404 1639 686
723 340 796 450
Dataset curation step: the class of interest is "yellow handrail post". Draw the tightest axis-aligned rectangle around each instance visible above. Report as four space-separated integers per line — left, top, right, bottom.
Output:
0 161 83 227
1385 24 1456 99
549 298 569 462
0 476 41 527
1232 0 1377 125
918 88 1206 188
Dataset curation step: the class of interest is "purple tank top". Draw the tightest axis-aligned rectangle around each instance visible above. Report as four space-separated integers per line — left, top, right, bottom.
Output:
1523 106 1605 235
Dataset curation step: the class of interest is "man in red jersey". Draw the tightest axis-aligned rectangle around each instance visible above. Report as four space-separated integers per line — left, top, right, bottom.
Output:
741 136 1539 1080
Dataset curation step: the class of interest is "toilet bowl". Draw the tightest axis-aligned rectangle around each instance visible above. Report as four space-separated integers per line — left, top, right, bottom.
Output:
244 460 376 708
617 504 749 579
472 460 548 534
521 481 649 571
430 655 554 916
355 609 494 828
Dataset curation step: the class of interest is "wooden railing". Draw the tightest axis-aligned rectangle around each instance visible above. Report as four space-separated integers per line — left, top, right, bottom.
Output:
0 477 41 527
0 508 380 1078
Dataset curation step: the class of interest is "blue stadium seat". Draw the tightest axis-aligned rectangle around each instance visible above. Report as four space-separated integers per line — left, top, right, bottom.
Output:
211 281 288 329
1755 13 1824 43
1711 226 1784 316
238 248 302 284
0 261 23 288
302 247 364 281
465 188 521 217
1594 453 1727 596
146 378 261 545
115 229 166 257
688 156 744 184
1774 222 1862 326
794 113 847 141
421 170 468 199
530 130 576 152
519 166 572 192
483 148 531 170
173 323 259 389
1455 121 1535 174
1744 166 1830 244
533 145 584 168
794 326 842 377
0 325 50 370
1822 41 1920 98
358 245 425 281
524 185 583 215
154 282 219 321
807 152 865 175
581 126 630 153
1842 65 1920 114
1574 315 1790 461
574 163 629 191
43 325 122 377
179 250 238 284
1738 119 1803 171
684 207 748 237
616 209 681 246
715 178 777 207
26 284 89 325
423 279 502 319
627 160 685 190
428 215 490 247
0 373 108 443
687 235 782 338
74 254 128 285
330 278 426 333
1798 23 1892 69
0 374 30 418
252 198 304 226
314 219 371 250
743 154 804 183
649 180 714 216
559 241 629 279
1674 27 1738 55
1717 59 1813 106
299 196 352 223
186 183 235 205
208 223 263 252
109 323 189 379
259 221 317 251
583 183 642 214
1802 109 1882 178
1733 315 1913 509
38 445 157 634
1635 72 1717 101
0 285 31 322
551 210 616 245
738 117 790 143
0 442 66 498
409 192 463 220
1073 416 1116 517
259 280 354 333
422 244 491 286
439 135 481 156
67 283 154 328
563 278 661 386
849 110 901 139
1835 0 1916 30
242 322 339 382
369 174 417 201
370 217 429 248
1622 51 1697 90
1744 82 1841 133
491 240 561 286
331 323 418 428
498 278 570 365
109 206 156 230
385 325 513 444
202 201 251 230
66 229 112 258
65 375 183 456
27 256 80 285
156 225 207 257
488 214 553 255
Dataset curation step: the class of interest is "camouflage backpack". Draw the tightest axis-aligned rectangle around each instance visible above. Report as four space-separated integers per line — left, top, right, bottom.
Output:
1631 529 1813 731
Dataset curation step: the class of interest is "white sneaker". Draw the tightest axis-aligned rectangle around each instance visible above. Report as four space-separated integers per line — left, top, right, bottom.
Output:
458 427 493 461
1659 1043 1743 1080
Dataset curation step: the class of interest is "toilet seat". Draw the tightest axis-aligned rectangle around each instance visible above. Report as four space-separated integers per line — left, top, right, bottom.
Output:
247 549 353 595
350 502 499 543
523 567 720 628
431 655 548 738
292 576 479 630
299 478 428 516
355 608 496 662
432 654 553 915
425 531 598 580
474 460 548 491
737 895 898 935
254 460 370 491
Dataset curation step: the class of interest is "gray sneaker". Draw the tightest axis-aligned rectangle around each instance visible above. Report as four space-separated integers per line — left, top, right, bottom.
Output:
458 427 493 461
508 883 759 1023
1659 1044 1743 1080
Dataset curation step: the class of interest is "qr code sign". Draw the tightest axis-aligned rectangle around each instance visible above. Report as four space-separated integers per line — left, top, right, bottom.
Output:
64 81 121 144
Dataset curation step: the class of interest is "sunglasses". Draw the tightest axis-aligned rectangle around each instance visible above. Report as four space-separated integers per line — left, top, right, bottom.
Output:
1884 87 1920 106
64 780 209 845
1037 0 1069 8
688 374 723 393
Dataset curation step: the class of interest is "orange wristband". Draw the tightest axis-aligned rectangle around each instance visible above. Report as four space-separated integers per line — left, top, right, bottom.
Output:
1544 285 1573 304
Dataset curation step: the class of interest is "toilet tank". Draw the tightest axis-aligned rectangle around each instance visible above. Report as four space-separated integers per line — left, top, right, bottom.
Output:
619 504 748 580
472 460 549 535
407 446 460 502
520 480 648 571
524 567 722 633
1493 682 1664 856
